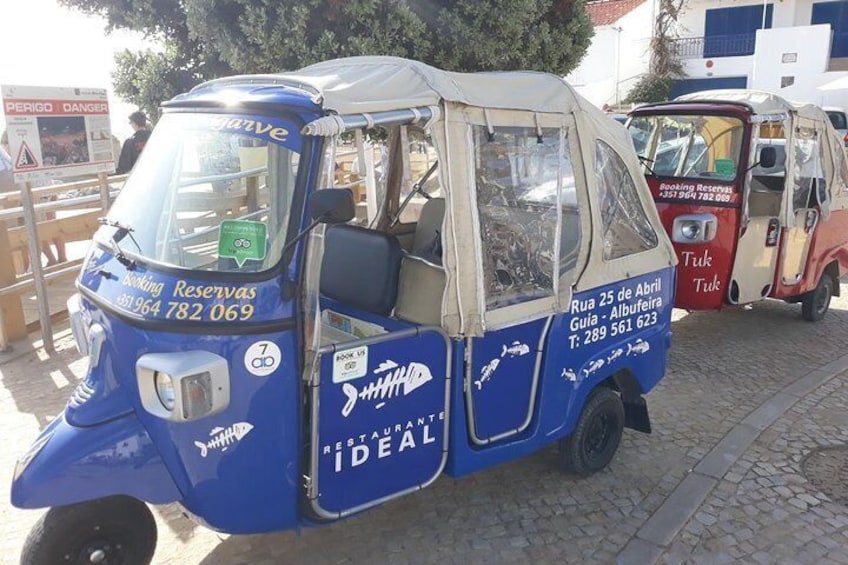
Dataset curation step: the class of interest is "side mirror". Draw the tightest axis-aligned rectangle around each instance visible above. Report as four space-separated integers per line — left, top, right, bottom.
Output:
309 189 355 224
759 146 777 169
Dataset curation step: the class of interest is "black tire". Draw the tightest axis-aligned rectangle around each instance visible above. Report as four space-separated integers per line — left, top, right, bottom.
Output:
801 274 833 322
21 496 156 565
558 387 625 477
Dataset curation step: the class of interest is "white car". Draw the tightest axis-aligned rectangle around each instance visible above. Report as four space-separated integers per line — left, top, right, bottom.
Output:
824 106 848 147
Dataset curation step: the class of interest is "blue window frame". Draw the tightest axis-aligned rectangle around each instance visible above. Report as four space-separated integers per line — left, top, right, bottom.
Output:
812 1 848 58
704 4 774 57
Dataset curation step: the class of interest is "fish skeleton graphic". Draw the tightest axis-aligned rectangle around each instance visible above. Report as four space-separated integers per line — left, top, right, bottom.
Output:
474 358 501 390
583 358 605 377
501 341 530 358
341 360 433 417
627 339 650 355
607 347 624 364
194 422 254 458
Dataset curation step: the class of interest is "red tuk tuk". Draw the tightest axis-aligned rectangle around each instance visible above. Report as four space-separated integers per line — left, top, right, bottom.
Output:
628 90 848 320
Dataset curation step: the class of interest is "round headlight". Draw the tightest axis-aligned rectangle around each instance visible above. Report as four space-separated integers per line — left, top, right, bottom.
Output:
155 372 175 411
681 222 701 240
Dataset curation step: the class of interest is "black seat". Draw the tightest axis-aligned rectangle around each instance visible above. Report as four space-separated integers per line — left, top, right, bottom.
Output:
320 225 403 316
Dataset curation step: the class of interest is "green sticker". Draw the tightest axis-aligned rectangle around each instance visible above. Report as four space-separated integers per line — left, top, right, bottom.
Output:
715 158 735 177
218 220 267 267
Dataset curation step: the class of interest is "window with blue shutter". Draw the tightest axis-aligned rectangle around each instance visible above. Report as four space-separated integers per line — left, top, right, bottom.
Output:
704 4 774 57
812 1 848 58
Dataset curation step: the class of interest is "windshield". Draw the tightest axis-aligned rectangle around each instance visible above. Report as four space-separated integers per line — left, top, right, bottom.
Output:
95 112 303 273
628 114 745 182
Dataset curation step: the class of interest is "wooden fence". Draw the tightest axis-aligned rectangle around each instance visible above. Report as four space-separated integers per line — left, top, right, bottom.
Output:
0 174 126 351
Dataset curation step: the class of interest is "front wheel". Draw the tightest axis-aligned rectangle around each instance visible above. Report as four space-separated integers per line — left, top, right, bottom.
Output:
801 274 833 322
21 496 157 565
558 387 625 476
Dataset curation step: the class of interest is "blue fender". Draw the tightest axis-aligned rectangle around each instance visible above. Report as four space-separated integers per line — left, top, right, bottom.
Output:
11 411 182 509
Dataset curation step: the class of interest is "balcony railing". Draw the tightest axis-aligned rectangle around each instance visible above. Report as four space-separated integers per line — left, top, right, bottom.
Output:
673 34 757 59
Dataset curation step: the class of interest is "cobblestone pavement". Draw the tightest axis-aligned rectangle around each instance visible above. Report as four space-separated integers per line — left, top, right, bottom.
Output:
2 288 848 564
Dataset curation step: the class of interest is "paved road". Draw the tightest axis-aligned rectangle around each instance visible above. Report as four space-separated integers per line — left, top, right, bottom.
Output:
3 289 848 564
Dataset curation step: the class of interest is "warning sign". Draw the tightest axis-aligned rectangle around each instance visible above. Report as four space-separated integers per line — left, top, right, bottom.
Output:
15 142 38 169
1 85 115 183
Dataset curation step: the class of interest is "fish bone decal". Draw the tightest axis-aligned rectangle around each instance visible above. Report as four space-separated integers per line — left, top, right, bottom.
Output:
502 341 530 357
342 360 433 417
194 422 254 458
607 348 624 364
627 339 650 356
475 358 501 390
583 358 605 377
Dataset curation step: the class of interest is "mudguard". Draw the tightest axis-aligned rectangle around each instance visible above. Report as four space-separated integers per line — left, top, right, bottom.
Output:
11 411 182 509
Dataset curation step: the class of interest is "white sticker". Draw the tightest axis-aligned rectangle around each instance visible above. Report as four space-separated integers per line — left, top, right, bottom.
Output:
333 346 368 383
244 341 281 377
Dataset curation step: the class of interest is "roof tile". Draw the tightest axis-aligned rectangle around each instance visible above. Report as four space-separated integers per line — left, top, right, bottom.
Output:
586 0 648 26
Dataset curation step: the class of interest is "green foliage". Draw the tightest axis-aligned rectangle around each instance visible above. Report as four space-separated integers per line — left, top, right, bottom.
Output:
61 0 593 116
624 75 674 104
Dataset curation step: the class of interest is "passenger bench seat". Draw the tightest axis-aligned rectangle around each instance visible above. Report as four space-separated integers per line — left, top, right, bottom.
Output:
395 197 446 325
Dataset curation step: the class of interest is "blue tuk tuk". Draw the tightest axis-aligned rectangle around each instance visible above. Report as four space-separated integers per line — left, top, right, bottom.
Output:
11 57 677 564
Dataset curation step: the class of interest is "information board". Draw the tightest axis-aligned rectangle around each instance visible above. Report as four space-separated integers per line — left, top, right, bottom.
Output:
1 85 115 182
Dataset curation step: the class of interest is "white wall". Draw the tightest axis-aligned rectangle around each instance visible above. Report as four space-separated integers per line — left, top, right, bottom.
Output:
567 0 656 106
753 25 848 107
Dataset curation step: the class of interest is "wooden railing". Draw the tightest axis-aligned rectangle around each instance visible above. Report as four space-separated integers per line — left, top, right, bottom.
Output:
0 174 127 351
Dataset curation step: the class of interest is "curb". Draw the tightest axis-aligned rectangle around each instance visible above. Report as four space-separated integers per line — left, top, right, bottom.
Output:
617 352 848 564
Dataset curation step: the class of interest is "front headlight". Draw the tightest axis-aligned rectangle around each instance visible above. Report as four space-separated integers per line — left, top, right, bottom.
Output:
155 372 176 411
137 351 229 422
672 214 717 244
680 221 701 240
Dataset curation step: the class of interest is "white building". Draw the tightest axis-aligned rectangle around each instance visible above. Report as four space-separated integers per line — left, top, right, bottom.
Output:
568 0 848 110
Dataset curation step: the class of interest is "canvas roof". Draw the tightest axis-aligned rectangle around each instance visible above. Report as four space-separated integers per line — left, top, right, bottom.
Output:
280 56 591 116
676 89 831 123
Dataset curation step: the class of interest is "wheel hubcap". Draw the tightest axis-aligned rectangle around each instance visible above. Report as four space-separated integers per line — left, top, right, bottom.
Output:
816 283 831 314
585 413 611 457
73 536 125 565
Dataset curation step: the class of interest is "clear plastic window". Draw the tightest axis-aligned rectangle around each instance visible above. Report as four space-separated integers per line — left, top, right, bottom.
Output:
474 126 560 309
792 129 821 211
595 140 658 260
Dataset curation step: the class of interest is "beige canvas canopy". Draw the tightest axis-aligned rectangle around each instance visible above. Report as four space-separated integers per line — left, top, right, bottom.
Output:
676 89 833 124
234 57 677 336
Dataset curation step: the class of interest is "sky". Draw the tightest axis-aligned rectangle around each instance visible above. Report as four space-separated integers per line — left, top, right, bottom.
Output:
0 0 149 141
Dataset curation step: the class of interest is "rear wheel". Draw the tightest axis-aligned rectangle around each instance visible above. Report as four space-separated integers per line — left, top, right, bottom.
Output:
801 274 833 322
558 387 625 476
21 496 156 565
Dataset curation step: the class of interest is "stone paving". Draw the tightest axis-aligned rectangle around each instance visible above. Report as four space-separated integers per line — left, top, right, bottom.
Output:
2 288 848 564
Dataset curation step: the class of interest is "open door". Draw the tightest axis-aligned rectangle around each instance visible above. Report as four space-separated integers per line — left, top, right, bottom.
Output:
730 127 785 303
307 327 451 519
730 216 781 302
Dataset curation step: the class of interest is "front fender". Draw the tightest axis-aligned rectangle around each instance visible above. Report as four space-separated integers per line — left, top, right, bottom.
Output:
11 411 182 509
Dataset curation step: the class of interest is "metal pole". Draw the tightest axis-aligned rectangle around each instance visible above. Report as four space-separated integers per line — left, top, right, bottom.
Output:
20 181 53 351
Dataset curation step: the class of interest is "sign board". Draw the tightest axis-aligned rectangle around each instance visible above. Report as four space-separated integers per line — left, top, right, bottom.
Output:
1 85 115 183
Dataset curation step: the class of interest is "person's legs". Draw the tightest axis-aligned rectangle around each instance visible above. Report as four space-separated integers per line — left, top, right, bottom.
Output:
53 237 67 263
41 241 57 266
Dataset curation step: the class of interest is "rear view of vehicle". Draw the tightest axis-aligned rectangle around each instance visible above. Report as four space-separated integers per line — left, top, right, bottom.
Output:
824 107 848 148
630 90 848 319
